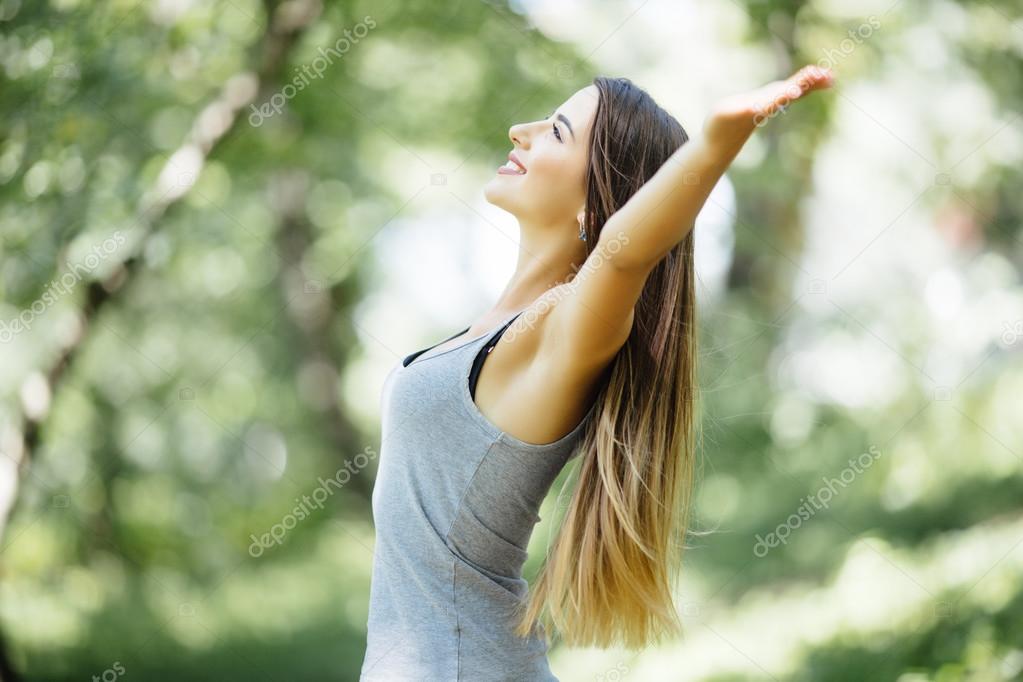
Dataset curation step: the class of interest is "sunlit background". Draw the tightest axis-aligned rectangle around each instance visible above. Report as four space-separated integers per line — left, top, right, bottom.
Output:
1 0 1021 679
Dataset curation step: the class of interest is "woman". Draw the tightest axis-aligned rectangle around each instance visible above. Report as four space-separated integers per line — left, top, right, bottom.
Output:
361 65 833 681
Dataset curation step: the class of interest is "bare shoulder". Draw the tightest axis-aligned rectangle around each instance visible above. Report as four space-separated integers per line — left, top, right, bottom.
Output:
472 283 629 445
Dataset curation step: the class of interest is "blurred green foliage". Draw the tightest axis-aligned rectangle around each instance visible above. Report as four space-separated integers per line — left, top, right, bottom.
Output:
1 0 1021 680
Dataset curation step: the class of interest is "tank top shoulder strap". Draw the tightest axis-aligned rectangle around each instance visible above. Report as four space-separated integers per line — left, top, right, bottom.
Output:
402 324 471 367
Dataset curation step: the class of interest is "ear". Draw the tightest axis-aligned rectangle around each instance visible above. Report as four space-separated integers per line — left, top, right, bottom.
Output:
576 208 586 225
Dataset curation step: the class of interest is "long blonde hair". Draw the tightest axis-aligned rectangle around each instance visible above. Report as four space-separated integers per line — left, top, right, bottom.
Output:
514 76 699 649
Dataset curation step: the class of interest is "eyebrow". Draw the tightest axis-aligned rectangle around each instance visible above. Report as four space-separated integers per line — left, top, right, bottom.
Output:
548 110 576 141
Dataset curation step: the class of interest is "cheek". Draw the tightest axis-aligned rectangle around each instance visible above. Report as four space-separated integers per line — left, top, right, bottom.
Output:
525 153 586 209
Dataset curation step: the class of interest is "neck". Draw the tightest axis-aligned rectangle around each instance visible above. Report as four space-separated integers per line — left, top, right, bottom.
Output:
492 216 587 315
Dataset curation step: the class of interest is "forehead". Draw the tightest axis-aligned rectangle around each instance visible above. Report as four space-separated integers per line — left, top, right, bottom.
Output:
557 85 599 131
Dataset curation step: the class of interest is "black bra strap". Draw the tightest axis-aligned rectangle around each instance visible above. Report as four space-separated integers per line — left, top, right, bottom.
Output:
469 312 523 400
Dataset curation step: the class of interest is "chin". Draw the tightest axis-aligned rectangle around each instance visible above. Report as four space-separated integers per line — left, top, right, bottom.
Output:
482 180 511 211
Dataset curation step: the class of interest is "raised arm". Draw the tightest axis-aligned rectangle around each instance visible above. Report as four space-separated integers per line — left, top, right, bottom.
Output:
603 64 833 269
544 65 834 368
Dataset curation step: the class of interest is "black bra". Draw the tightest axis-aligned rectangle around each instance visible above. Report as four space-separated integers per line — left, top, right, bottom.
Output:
468 313 521 400
401 313 523 400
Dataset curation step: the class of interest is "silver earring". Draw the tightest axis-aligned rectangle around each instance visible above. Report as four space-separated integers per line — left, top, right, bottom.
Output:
577 220 587 241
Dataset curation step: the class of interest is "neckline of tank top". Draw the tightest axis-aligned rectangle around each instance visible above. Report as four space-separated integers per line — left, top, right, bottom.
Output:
402 309 526 369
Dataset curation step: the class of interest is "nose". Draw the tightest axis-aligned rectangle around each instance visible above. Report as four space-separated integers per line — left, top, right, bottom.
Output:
508 118 544 149
509 122 528 149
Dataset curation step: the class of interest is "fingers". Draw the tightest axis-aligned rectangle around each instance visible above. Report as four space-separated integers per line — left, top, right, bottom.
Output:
787 65 834 96
750 66 832 128
770 65 833 110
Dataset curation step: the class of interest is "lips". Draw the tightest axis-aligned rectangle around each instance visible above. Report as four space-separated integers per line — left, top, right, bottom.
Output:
508 152 526 172
497 151 527 175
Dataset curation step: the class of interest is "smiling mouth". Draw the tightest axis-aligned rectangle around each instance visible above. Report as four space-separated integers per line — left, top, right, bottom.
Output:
497 160 526 175
497 152 527 175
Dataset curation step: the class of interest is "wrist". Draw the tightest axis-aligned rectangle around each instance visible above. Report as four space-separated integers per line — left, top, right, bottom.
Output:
702 109 755 154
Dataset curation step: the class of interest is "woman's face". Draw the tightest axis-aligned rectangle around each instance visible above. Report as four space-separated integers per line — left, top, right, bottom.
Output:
483 85 599 229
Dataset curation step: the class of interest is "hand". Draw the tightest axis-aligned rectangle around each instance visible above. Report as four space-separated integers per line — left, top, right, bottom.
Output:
703 65 834 145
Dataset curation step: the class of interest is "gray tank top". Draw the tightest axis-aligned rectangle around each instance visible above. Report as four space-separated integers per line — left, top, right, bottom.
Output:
360 310 596 681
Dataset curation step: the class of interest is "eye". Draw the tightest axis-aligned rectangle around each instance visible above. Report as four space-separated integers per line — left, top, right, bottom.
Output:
552 122 563 142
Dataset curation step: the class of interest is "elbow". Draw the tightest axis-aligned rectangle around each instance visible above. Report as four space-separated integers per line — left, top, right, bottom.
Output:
596 220 691 274
592 216 649 272
595 226 648 273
